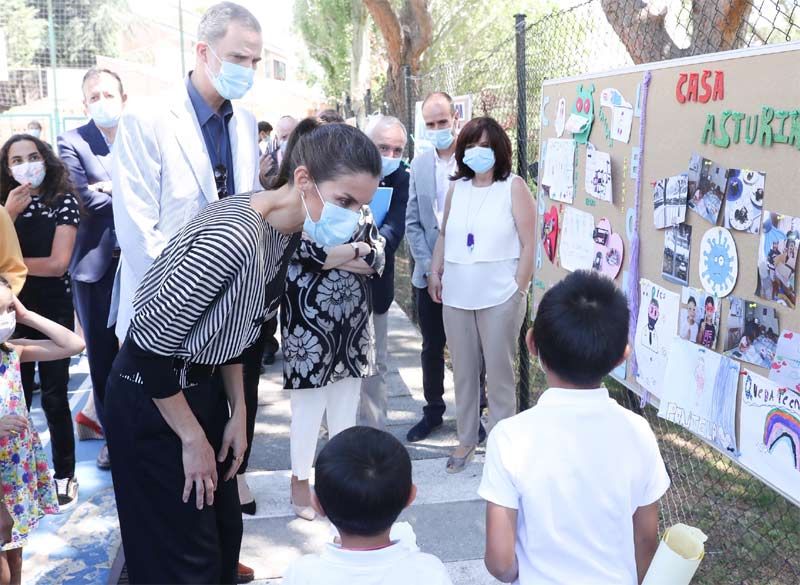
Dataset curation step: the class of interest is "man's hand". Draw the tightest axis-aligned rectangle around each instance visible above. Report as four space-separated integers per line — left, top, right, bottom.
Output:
90 181 113 194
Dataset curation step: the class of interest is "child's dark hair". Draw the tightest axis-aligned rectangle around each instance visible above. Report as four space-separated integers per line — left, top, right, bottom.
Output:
705 295 715 308
314 426 412 537
533 270 629 386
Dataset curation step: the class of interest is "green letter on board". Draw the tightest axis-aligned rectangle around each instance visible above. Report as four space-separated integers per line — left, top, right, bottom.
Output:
701 114 716 145
758 106 774 147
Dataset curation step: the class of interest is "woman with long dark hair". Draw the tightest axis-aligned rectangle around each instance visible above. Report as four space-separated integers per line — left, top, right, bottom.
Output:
0 134 81 509
103 119 382 584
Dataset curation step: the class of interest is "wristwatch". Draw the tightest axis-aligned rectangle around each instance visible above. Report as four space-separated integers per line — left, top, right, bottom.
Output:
351 242 361 259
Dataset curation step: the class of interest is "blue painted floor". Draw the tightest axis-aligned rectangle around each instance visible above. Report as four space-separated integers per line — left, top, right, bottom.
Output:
22 356 119 585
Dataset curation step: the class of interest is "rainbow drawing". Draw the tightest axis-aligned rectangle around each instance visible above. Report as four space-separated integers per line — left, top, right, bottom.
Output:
763 408 800 472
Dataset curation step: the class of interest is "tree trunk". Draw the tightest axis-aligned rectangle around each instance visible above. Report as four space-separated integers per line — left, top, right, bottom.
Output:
364 0 433 122
601 0 752 64
350 0 371 128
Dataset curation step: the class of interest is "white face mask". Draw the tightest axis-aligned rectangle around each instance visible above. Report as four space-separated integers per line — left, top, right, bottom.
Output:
10 160 46 188
27 128 41 139
0 312 16 344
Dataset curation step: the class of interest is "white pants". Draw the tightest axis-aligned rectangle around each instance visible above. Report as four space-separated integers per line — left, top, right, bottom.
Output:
290 377 361 480
359 311 388 429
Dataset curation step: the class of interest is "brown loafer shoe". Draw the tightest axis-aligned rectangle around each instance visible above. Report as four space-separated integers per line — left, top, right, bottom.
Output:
237 562 255 583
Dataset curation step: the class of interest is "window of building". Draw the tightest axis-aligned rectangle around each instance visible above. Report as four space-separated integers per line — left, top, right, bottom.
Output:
273 59 287 81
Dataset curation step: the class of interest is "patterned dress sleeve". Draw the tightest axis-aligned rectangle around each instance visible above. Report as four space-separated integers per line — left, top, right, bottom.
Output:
293 236 329 272
55 194 81 228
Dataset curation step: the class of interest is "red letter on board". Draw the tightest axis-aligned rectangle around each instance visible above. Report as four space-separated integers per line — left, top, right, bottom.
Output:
699 70 713 103
713 71 725 101
687 73 699 102
676 73 687 104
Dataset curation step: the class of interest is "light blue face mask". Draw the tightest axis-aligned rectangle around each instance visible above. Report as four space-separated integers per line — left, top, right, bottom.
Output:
206 46 255 100
381 156 401 178
463 146 496 174
426 127 454 150
302 183 361 247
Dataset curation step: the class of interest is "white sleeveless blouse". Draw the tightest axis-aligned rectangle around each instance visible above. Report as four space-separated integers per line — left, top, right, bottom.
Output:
442 176 520 309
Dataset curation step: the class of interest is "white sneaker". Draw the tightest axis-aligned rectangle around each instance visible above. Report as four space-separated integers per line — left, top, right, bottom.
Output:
55 477 79 512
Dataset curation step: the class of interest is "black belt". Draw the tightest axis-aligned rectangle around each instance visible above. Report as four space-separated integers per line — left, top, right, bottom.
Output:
173 358 217 387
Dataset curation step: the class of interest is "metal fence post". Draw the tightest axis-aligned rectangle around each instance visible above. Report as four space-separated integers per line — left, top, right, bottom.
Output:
403 64 415 160
365 88 372 116
514 13 531 412
514 13 528 180
46 0 60 136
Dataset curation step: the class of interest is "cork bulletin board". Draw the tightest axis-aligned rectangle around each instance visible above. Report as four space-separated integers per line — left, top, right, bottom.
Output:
533 41 800 505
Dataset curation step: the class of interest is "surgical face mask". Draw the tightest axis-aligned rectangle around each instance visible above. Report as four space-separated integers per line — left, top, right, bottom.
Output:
88 98 122 128
426 127 454 150
280 140 288 154
206 45 255 100
381 156 401 178
463 146 496 175
302 184 361 247
0 311 16 344
10 161 46 188
27 128 41 139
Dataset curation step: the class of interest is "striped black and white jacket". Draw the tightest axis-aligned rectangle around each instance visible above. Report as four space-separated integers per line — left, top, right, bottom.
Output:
127 193 299 396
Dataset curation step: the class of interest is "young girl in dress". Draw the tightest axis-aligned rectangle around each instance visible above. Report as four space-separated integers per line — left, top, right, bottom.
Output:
0 276 84 584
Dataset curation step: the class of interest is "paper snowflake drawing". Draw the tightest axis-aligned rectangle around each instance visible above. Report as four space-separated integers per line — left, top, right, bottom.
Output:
700 227 738 297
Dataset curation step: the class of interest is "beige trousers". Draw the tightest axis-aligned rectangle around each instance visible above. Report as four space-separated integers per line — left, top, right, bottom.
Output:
443 292 527 446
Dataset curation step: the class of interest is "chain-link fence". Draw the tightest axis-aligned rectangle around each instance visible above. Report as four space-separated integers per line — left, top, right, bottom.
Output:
0 1 323 145
389 1 800 583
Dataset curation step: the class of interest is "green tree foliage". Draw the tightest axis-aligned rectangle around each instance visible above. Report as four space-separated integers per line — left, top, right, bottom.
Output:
294 0 352 99
423 0 558 75
0 0 46 68
32 0 125 67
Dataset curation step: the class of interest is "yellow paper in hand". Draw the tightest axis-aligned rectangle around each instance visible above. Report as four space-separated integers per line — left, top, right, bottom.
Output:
642 523 708 585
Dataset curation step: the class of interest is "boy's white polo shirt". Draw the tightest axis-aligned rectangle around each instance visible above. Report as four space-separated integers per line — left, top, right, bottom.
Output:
282 539 453 585
479 387 670 585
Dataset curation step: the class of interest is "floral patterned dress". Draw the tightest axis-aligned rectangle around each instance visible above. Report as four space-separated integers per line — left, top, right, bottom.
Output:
0 348 59 550
281 207 386 390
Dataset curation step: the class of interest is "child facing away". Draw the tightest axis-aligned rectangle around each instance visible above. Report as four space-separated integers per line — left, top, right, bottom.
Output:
479 270 670 585
0 276 84 584
282 426 453 585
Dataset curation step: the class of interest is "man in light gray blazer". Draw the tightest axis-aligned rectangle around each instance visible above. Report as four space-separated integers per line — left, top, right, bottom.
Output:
405 92 486 444
109 2 261 583
111 3 262 343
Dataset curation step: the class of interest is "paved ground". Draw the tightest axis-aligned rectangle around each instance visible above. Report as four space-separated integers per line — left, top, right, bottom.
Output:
26 303 497 584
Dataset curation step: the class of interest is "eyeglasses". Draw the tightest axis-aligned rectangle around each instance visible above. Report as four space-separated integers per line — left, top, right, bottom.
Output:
214 164 228 198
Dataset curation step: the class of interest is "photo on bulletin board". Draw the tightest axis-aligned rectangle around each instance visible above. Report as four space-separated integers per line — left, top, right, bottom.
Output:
679 287 721 349
769 329 800 390
662 223 692 286
723 297 779 369
755 211 799 309
724 169 765 234
687 153 726 225
653 173 688 229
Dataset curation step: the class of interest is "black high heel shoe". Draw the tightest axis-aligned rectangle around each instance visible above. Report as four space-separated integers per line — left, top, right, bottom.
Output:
241 500 257 516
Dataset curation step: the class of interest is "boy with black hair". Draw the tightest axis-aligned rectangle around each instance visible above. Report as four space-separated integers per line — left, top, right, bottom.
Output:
480 270 670 584
283 426 452 584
